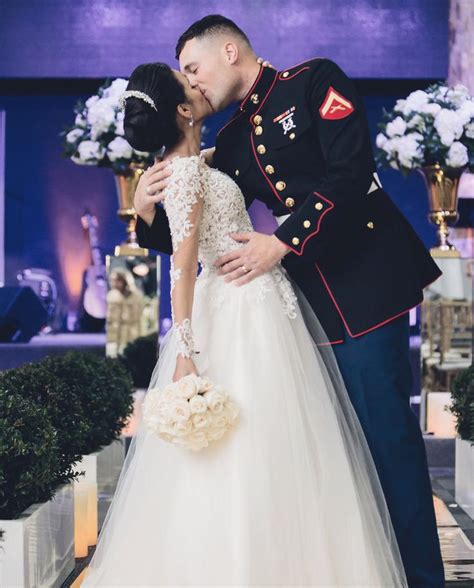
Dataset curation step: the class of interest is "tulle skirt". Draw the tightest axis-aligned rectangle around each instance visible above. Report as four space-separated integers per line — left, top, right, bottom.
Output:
82 266 408 587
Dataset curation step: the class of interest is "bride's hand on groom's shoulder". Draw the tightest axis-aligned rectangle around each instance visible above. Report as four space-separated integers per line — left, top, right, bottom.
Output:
200 147 215 167
134 156 172 222
257 57 275 69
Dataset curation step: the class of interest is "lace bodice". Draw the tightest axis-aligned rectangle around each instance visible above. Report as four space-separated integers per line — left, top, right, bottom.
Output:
162 155 298 358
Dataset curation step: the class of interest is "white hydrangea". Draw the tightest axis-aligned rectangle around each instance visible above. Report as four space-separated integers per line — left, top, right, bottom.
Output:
446 141 468 167
447 84 470 107
385 116 407 137
457 99 474 125
102 78 129 100
115 111 124 136
76 140 105 163
402 90 430 115
75 113 87 128
393 133 424 169
107 137 133 162
434 108 465 146
85 95 99 108
375 133 388 148
407 114 426 132
87 97 117 131
66 128 84 143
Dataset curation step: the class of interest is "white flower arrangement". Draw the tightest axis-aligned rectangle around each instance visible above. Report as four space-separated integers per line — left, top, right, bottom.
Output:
375 82 474 176
61 78 154 174
142 374 240 452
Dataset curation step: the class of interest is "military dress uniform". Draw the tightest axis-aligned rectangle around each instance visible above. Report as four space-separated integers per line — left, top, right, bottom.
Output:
136 59 445 587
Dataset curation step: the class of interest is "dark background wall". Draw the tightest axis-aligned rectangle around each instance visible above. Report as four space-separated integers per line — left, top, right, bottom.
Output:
0 0 450 329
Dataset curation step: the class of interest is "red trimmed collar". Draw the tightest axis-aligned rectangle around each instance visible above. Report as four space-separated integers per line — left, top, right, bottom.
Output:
238 64 278 115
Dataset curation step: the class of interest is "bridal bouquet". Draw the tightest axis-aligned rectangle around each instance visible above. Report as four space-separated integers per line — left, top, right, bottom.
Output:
375 82 474 176
60 77 153 174
142 374 240 451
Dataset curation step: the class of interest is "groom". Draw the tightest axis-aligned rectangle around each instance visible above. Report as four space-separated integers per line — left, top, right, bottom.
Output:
134 15 444 587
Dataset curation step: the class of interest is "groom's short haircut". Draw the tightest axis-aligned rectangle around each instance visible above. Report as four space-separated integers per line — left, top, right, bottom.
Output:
175 15 252 59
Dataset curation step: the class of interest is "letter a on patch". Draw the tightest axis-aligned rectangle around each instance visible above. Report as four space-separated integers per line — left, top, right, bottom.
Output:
319 86 354 120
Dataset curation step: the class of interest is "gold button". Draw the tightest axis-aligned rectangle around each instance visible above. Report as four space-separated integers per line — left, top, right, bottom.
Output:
315 202 323 210
282 71 289 78
254 125 263 135
303 220 311 228
292 237 300 246
235 169 240 176
265 164 275 174
289 132 296 140
285 197 295 207
253 115 262 124
257 144 266 155
250 93 259 104
276 180 286 191
367 221 375 229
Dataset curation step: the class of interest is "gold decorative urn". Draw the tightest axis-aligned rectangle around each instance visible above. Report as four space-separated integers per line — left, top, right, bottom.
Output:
417 163 466 258
114 164 148 256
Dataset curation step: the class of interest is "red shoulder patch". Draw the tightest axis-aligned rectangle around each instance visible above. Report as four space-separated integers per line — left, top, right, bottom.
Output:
319 86 354 120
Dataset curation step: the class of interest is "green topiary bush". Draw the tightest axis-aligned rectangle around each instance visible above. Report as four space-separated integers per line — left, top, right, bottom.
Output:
119 331 159 389
449 364 474 443
0 350 135 520
39 351 135 452
0 387 76 520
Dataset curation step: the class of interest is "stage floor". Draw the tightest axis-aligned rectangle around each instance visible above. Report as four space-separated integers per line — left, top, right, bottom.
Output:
0 332 106 370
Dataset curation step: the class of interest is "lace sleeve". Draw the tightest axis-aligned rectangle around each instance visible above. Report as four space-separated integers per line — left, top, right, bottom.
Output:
162 156 206 359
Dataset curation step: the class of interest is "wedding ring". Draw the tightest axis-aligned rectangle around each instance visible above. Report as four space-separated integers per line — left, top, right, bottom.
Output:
136 168 145 176
146 186 153 194
241 265 248 273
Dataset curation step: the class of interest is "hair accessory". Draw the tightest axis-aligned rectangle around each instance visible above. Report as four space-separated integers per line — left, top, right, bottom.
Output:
118 90 158 112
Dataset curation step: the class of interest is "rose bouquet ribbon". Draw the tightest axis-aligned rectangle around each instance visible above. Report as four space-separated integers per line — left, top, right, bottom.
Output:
142 374 240 451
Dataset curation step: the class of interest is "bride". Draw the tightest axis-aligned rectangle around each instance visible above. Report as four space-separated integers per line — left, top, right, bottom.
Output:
81 62 408 587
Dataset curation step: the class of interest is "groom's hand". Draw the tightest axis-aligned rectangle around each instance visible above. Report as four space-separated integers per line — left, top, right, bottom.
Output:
214 232 290 286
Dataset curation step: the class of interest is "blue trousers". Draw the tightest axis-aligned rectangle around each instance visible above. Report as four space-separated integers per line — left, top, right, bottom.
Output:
332 313 445 588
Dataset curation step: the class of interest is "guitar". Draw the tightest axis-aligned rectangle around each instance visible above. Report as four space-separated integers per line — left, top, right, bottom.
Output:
80 210 107 320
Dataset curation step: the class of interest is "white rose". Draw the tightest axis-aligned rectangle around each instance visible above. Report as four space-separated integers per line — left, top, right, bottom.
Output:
176 374 199 399
191 413 210 429
386 116 407 138
66 128 84 143
169 398 191 423
77 140 105 163
197 376 214 392
107 136 133 162
446 141 468 167
225 401 240 424
434 109 465 146
189 394 208 415
376 133 388 148
173 419 193 435
187 431 208 451
204 389 227 414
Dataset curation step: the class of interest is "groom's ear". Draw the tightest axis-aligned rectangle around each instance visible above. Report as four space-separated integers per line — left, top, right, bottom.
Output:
223 41 239 65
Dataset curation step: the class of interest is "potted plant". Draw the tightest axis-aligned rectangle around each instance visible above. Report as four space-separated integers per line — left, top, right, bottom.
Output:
0 375 77 587
375 82 474 255
449 364 474 518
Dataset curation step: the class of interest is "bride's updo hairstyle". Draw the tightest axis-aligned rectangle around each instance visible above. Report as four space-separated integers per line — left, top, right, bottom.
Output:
123 62 186 153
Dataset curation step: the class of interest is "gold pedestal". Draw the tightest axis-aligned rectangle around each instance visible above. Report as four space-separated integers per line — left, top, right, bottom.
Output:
114 165 148 256
418 164 466 258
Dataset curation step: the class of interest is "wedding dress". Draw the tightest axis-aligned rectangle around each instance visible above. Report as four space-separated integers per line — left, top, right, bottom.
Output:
82 155 408 587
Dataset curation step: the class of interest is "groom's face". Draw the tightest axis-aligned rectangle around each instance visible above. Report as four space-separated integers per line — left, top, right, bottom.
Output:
179 37 237 113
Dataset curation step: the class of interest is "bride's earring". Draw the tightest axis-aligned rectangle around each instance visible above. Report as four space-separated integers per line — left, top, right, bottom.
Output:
189 115 194 127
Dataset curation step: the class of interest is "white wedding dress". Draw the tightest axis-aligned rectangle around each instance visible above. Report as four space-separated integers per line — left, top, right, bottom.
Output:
82 155 408 587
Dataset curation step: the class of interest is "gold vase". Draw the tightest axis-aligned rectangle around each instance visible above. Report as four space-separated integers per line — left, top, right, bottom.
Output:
113 164 148 256
417 163 466 258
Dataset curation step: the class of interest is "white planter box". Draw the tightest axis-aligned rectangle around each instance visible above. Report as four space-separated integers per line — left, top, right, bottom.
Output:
0 482 75 588
455 437 474 519
72 437 126 556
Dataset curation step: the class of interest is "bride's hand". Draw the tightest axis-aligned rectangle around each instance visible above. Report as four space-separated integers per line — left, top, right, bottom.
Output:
134 156 172 216
173 356 198 382
257 57 274 69
200 146 215 166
